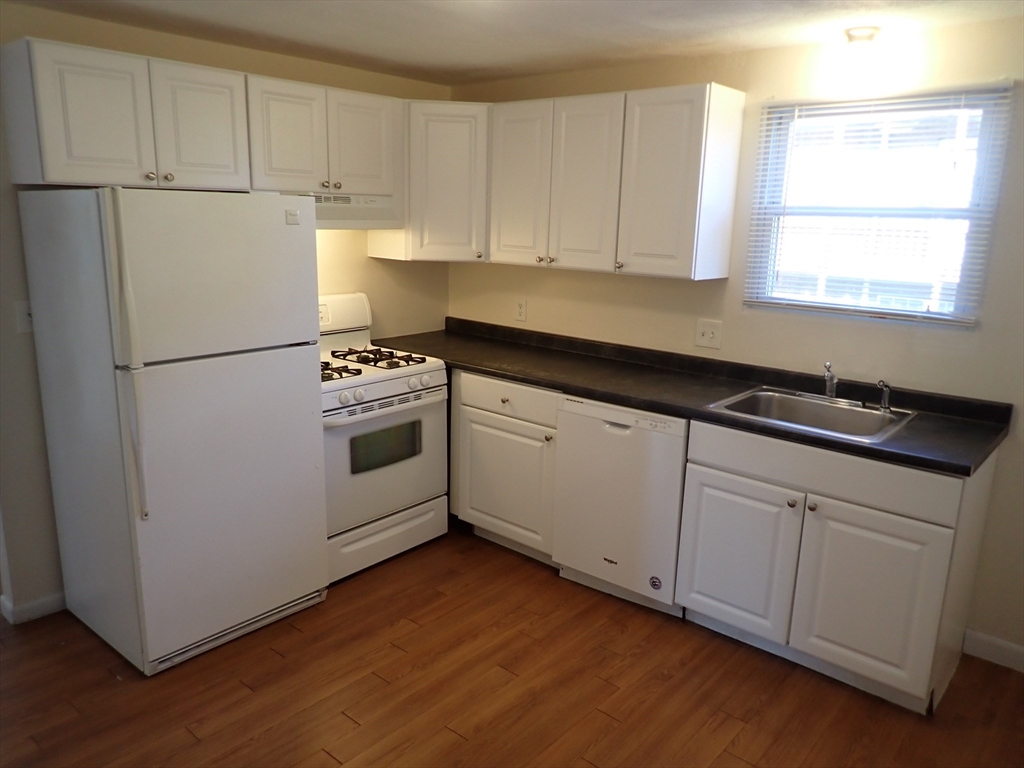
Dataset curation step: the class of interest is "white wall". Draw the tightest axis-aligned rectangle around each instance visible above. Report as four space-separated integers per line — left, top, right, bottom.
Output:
449 18 1024 647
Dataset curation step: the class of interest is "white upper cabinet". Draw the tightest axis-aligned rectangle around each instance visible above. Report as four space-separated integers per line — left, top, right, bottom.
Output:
326 89 401 196
149 60 250 190
0 40 253 190
617 83 744 280
247 75 329 193
548 93 625 272
1 40 158 186
489 100 553 266
406 101 488 262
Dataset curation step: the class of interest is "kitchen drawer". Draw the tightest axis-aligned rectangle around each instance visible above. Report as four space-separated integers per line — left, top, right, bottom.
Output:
688 422 962 528
457 371 559 427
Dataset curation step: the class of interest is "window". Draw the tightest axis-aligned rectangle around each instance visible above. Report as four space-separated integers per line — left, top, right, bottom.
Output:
745 86 1012 324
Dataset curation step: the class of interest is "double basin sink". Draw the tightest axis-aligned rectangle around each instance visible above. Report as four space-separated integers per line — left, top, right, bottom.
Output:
707 387 914 443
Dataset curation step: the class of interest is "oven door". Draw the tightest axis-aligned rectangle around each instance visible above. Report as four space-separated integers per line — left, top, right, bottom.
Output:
323 386 447 536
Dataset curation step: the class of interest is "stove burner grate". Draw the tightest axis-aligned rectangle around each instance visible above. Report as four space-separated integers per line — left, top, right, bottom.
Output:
321 361 363 382
332 347 427 369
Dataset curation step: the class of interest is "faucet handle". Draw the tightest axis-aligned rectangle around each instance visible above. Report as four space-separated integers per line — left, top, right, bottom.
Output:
877 380 892 411
824 361 832 373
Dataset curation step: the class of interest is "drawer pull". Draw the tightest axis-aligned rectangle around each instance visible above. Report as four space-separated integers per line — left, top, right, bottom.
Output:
807 502 818 512
544 434 553 442
787 499 798 508
500 397 510 404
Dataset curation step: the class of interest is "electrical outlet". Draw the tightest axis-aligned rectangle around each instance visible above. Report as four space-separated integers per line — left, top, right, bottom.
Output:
15 300 32 334
695 318 722 349
514 297 527 322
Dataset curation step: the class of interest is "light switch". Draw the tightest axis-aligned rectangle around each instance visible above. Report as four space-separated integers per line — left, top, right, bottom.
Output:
695 319 722 349
285 209 300 225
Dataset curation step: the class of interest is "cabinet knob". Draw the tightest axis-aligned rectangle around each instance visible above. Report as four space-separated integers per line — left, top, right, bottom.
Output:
500 397 510 404
322 181 330 188
615 261 624 270
163 173 174 182
334 182 342 189
787 499 797 508
536 256 544 263
547 257 555 264
544 434 553 442
476 252 483 259
807 502 818 512
145 172 157 181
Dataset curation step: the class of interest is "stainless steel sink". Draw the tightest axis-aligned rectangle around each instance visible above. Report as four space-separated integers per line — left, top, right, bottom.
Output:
707 387 915 443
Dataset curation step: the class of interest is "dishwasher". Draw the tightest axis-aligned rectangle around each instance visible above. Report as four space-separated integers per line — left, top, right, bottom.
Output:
551 395 688 607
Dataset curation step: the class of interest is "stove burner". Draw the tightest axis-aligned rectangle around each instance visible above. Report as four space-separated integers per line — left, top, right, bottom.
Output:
321 361 363 382
332 347 427 369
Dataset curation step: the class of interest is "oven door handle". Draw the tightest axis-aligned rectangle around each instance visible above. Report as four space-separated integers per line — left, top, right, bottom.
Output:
323 387 447 428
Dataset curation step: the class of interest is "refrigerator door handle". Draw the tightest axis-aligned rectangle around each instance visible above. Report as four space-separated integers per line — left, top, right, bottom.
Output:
124 370 151 520
111 190 144 369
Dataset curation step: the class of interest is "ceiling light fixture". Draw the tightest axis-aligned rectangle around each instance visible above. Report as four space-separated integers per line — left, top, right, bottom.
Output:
845 26 881 43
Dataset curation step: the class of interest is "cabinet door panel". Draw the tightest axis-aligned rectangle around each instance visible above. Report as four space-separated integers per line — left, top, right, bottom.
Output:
409 102 488 261
548 93 625 271
327 89 401 195
457 406 555 554
617 85 707 278
489 100 553 265
248 75 328 192
150 60 249 190
676 464 804 644
789 496 953 697
30 41 157 186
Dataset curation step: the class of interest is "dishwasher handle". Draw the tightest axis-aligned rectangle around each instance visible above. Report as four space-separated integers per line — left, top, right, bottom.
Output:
603 420 632 434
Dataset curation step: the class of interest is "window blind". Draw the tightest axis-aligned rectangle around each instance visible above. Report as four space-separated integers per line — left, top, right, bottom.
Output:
745 86 1013 325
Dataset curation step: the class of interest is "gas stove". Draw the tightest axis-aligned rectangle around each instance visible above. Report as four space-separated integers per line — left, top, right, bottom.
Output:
317 293 446 416
316 293 449 585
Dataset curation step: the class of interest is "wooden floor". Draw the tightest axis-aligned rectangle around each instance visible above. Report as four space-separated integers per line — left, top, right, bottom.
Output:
2 523 1022 768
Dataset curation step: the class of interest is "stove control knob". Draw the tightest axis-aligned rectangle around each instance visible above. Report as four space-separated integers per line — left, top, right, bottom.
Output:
420 374 431 387
338 391 351 405
408 377 420 390
353 389 365 402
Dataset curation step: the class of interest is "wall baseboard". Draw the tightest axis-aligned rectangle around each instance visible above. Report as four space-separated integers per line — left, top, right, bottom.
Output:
963 629 1024 673
0 591 65 625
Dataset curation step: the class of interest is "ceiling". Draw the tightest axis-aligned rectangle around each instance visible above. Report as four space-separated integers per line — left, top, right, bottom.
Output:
19 0 1024 85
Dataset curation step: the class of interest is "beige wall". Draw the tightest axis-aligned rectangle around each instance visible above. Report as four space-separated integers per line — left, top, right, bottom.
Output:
316 231 448 339
0 1 450 611
450 17 1024 646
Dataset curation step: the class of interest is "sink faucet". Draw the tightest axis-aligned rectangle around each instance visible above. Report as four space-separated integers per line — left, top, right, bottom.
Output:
824 362 838 398
877 380 892 412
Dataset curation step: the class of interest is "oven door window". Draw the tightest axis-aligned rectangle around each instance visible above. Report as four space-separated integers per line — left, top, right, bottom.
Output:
350 419 422 474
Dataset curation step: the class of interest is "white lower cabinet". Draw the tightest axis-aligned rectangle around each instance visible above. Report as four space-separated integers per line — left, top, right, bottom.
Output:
678 421 998 712
789 495 953 698
676 464 804 644
452 371 558 554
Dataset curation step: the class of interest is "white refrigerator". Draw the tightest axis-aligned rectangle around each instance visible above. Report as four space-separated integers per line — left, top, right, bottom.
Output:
18 187 328 674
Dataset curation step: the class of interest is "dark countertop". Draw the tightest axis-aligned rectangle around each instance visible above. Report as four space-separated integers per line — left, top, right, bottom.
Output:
376 321 1011 477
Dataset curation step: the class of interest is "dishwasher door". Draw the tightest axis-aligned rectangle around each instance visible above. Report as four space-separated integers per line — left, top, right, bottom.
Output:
552 396 688 604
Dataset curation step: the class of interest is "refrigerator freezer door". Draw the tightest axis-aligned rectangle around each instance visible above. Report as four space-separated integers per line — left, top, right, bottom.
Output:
121 345 327 662
112 188 318 366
